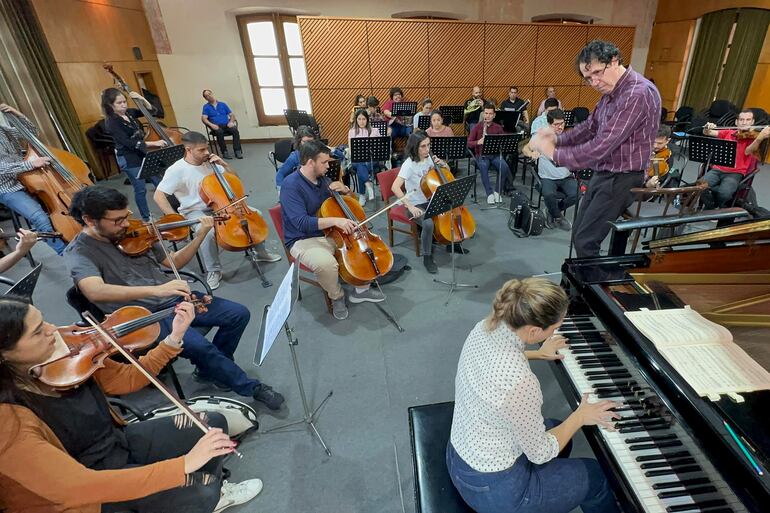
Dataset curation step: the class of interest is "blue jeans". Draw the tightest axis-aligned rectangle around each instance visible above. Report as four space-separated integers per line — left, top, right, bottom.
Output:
390 122 412 139
157 293 260 397
351 162 373 193
703 168 742 208
117 155 162 221
0 189 66 255
446 419 619 513
476 155 511 196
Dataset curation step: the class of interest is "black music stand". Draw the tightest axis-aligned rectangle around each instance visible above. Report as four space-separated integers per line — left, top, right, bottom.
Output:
563 110 575 127
392 102 417 121
417 115 431 131
325 159 341 182
2 263 42 303
568 169 594 259
431 136 469 175
439 106 464 126
494 111 521 134
423 175 477 304
138 145 184 180
688 136 737 180
351 136 391 207
478 133 523 210
283 109 308 133
370 120 388 137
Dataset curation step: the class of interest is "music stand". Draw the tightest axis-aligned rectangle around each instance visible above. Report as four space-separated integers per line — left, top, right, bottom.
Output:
351 137 391 208
431 136 469 174
325 159 341 182
392 102 417 120
370 120 388 137
138 145 185 180
256 263 333 456
494 111 521 134
563 110 575 127
479 133 523 210
2 263 41 303
283 109 308 133
568 169 594 259
439 106 465 126
417 115 431 131
423 175 478 304
687 135 737 180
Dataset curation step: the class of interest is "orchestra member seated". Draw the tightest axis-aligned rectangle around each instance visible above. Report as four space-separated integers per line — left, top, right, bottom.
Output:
523 109 576 230
413 98 433 129
463 86 484 134
0 103 67 255
348 109 382 206
537 86 562 115
702 110 770 208
63 185 285 410
468 104 512 205
280 141 385 321
102 88 167 222
366 96 385 123
448 277 620 513
349 94 367 124
426 110 453 138
531 98 560 134
0 229 37 273
500 86 530 131
381 88 412 140
0 296 264 513
153 131 281 290
275 125 316 190
645 125 674 189
201 89 242 160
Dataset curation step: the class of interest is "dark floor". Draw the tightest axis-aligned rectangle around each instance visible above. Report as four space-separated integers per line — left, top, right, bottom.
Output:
6 143 768 513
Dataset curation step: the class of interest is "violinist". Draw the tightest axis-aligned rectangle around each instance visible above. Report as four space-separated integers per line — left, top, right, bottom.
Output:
101 88 168 222
645 125 673 189
702 109 770 208
154 131 280 290
468 104 512 205
63 186 285 410
0 229 37 273
0 296 264 513
280 140 386 321
0 104 66 255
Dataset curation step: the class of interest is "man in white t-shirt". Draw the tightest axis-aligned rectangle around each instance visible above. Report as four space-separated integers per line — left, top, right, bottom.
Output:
153 131 280 290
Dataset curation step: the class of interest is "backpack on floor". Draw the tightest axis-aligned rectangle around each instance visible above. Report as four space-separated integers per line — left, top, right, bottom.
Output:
507 191 545 238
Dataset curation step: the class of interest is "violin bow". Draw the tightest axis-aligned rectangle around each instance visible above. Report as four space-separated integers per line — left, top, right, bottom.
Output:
147 215 182 281
80 311 242 458
354 194 412 229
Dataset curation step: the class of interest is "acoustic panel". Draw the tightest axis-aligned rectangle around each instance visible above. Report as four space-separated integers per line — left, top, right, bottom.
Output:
587 26 636 68
579 85 603 110
428 87 473 108
428 22 485 88
368 20 430 88
484 24 537 87
534 25 587 87
300 18 370 90
309 88 363 148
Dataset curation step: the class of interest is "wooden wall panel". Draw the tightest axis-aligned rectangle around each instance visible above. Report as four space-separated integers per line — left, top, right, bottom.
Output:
428 23 484 88
428 88 470 107
302 18 370 90
579 86 603 109
368 21 429 88
587 26 635 67
534 25 587 87
310 89 363 146
484 24 537 87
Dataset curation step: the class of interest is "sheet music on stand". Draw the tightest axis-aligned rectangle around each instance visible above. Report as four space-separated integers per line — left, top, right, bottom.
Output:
350 136 391 164
392 102 417 118
494 111 521 133
254 263 299 367
563 110 575 127
430 136 468 161
417 115 431 131
138 144 185 180
688 135 737 167
439 106 464 126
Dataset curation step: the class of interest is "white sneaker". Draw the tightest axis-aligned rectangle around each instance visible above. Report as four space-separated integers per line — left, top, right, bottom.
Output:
213 479 263 513
494 192 502 203
358 193 367 207
487 194 496 205
206 271 222 290
365 181 375 200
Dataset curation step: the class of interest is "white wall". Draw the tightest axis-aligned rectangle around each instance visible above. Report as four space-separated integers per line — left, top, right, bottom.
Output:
154 0 656 140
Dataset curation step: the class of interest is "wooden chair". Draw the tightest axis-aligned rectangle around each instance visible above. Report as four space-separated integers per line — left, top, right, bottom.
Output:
267 204 332 314
377 167 420 256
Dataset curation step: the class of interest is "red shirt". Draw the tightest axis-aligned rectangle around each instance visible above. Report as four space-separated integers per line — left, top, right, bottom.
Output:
713 130 758 175
467 121 506 157
382 99 405 125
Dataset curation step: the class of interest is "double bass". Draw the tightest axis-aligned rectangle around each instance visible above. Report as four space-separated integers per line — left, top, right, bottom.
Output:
103 64 183 147
420 155 476 244
5 111 92 242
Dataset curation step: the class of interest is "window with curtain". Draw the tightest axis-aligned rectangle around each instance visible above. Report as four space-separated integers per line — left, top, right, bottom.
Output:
237 13 310 126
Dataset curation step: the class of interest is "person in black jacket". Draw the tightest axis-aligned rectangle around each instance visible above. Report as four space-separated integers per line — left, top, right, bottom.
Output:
101 88 168 221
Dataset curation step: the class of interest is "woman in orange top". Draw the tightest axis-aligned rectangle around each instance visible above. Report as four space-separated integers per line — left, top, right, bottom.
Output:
0 297 261 513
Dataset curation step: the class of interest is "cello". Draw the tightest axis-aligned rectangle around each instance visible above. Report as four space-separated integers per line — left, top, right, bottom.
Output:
4 111 92 242
317 188 393 286
103 64 183 147
198 161 272 287
420 155 476 244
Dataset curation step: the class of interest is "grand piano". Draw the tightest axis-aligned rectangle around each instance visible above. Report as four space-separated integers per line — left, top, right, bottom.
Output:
553 218 770 512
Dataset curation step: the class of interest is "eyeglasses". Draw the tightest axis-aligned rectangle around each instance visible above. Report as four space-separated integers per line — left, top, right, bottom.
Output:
582 63 610 84
552 121 566 128
100 210 132 226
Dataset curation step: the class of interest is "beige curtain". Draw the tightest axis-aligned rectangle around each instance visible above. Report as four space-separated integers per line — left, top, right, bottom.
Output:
717 8 770 108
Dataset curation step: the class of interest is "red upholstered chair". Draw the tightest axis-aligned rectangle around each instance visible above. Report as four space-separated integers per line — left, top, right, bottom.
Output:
268 204 332 314
377 167 420 256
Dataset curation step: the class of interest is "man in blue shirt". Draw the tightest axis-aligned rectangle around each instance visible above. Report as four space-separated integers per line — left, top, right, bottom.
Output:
202 89 242 159
279 140 385 320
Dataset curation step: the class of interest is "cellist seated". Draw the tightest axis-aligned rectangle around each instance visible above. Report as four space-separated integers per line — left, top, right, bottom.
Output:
279 140 385 321
153 131 280 291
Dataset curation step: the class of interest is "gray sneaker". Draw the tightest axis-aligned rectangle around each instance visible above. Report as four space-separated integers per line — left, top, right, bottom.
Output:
206 270 222 290
332 297 348 320
349 287 386 304
255 250 282 262
556 217 572 231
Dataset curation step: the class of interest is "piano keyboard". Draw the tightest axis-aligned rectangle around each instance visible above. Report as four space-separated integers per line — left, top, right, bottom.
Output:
556 316 747 513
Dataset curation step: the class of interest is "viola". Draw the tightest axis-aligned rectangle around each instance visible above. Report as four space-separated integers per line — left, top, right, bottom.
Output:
34 299 210 390
317 188 393 286
647 146 672 179
103 64 183 147
419 155 476 244
0 228 61 242
117 213 229 256
5 112 92 242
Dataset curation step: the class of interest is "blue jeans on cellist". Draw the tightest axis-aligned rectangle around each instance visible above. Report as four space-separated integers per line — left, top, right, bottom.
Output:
157 293 260 397
0 189 66 255
116 155 162 221
446 419 619 513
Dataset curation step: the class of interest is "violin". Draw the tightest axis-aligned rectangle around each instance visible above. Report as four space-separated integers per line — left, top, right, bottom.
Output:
0 228 61 242
647 146 672 179
117 213 229 256
34 299 210 389
103 64 183 147
706 125 768 140
420 155 476 244
5 111 92 242
317 188 393 286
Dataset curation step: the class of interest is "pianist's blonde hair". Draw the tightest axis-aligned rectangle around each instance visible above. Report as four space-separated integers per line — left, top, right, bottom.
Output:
485 277 568 331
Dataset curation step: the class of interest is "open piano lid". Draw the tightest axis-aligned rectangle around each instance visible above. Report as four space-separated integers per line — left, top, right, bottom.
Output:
645 218 770 250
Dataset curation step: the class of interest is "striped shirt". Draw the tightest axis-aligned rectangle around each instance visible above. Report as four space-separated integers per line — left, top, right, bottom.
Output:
0 116 36 194
554 67 660 173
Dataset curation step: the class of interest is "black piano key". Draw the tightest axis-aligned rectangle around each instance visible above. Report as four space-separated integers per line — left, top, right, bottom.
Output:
636 450 691 462
616 417 667 428
658 485 717 499
624 433 678 444
666 499 727 512
620 424 670 433
588 374 632 381
629 440 682 451
586 369 627 377
652 477 710 490
571 348 613 354
576 356 620 363
580 363 624 369
646 464 701 477
640 457 695 469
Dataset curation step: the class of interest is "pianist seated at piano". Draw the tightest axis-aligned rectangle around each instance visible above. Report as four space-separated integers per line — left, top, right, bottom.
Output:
447 277 621 513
